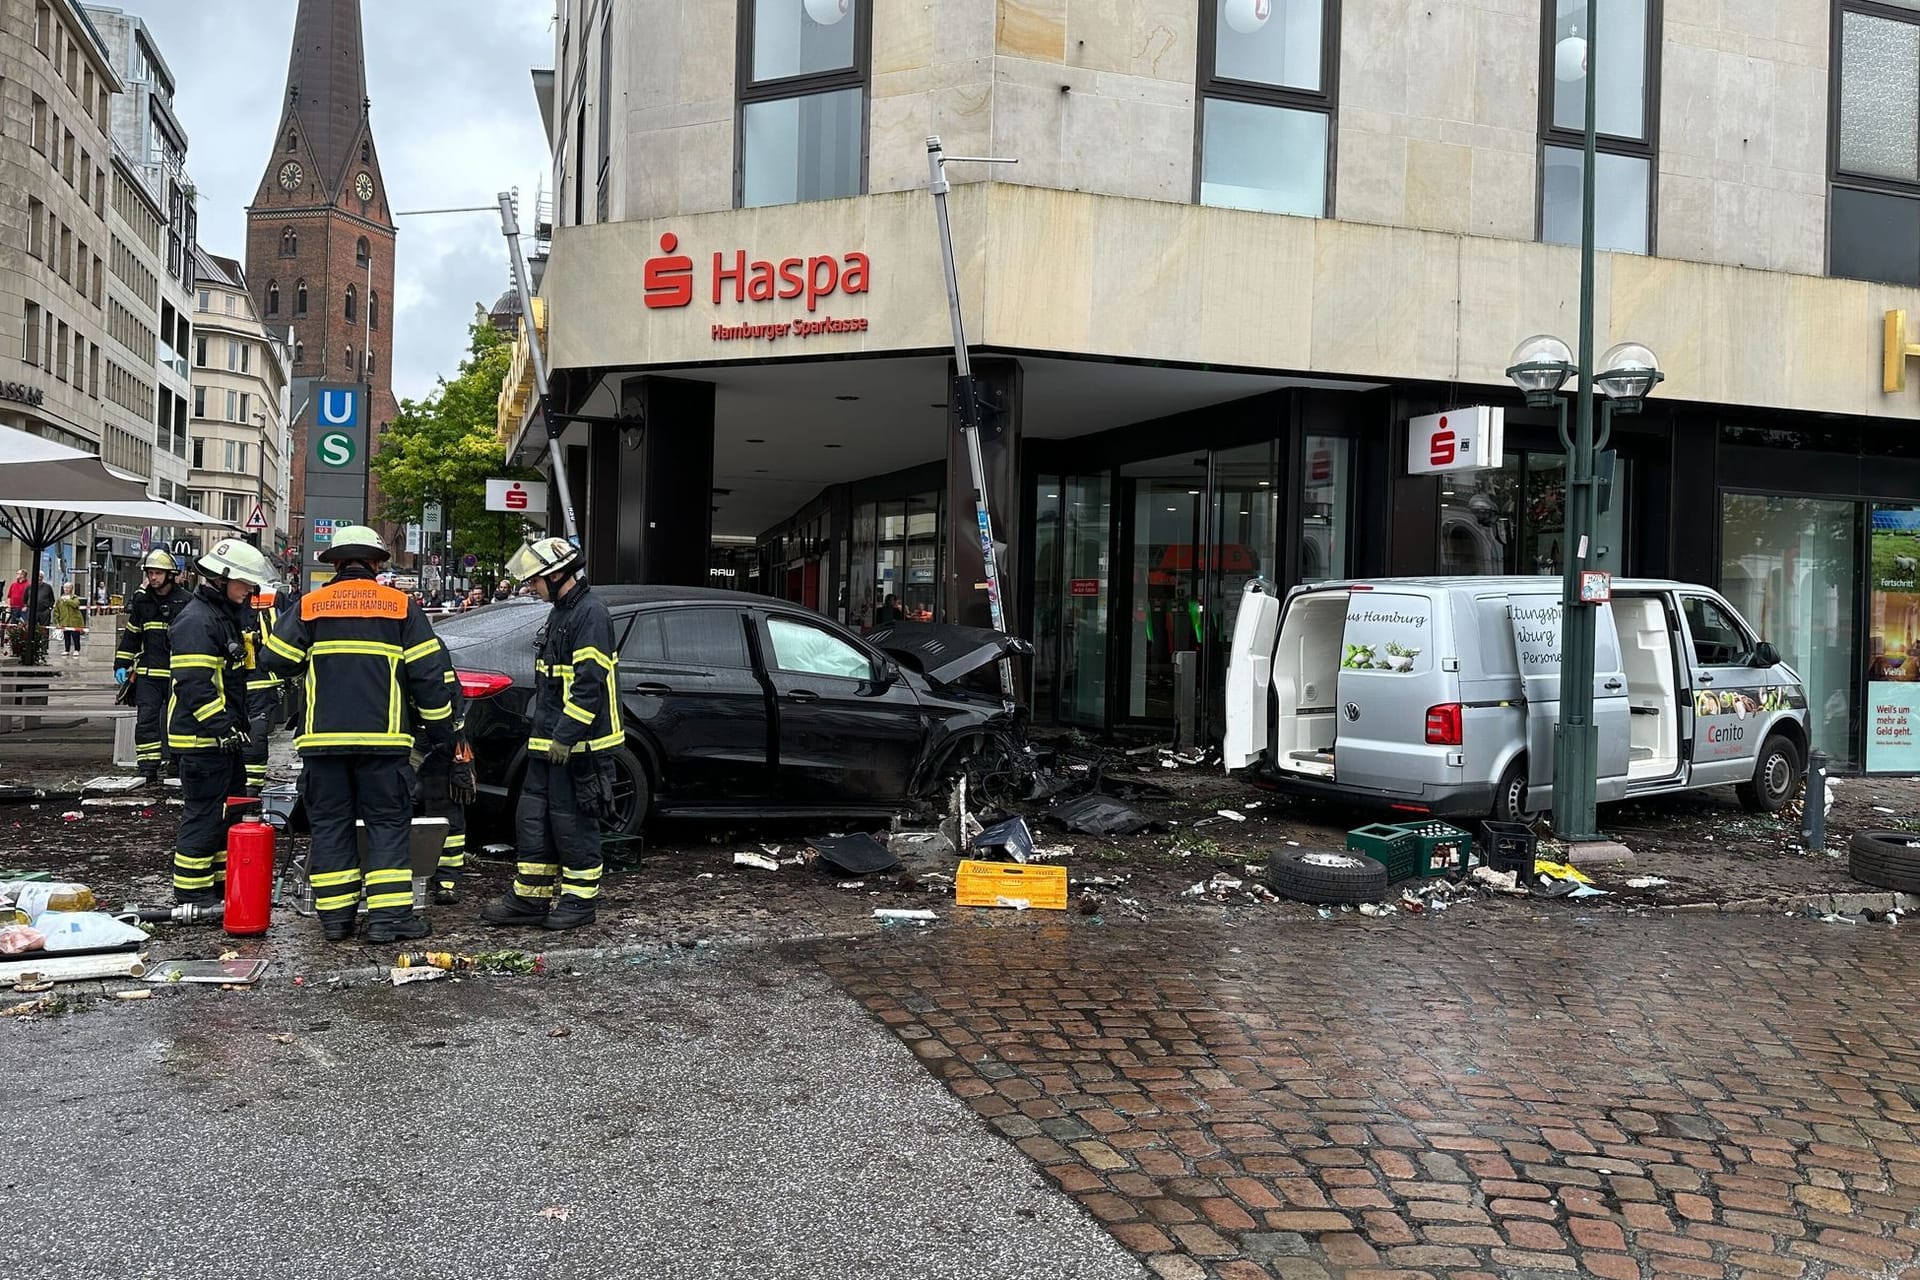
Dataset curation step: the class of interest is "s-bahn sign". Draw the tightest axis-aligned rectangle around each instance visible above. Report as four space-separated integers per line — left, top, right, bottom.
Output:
642 231 871 346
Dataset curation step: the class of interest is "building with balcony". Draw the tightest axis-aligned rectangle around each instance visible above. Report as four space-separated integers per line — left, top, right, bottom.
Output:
507 0 1920 772
189 249 291 562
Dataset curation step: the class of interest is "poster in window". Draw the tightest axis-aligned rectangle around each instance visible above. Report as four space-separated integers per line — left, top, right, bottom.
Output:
1866 504 1920 772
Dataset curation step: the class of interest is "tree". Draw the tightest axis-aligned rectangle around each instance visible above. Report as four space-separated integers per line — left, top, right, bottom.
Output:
371 320 539 584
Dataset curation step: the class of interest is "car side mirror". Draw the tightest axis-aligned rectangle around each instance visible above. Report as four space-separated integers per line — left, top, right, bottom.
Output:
1751 641 1781 668
876 658 903 687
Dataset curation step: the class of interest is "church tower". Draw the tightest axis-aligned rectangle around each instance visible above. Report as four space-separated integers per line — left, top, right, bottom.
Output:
244 0 396 558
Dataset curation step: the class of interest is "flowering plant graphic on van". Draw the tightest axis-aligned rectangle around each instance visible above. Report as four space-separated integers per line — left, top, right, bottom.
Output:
1341 641 1422 672
1693 685 1807 717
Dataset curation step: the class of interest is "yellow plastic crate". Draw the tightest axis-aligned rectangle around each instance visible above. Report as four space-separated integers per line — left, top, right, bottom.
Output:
955 859 1069 910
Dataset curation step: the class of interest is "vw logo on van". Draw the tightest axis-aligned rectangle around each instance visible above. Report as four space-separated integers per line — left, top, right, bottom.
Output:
1343 702 1361 722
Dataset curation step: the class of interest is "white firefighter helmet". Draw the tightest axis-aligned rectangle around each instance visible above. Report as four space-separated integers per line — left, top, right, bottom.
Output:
319 524 390 565
504 536 583 584
197 539 275 591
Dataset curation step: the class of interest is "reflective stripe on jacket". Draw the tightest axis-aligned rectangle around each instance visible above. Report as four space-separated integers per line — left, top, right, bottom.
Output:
527 582 622 756
261 568 454 754
165 584 249 752
115 585 188 677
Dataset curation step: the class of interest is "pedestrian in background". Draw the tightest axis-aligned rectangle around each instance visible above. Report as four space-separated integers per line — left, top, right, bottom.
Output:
166 541 275 907
263 526 454 943
6 570 27 625
53 583 84 659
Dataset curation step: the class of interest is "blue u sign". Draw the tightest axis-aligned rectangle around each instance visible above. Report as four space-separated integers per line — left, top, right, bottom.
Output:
317 387 360 429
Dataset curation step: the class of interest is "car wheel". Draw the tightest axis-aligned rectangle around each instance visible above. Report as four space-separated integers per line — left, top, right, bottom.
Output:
1847 830 1920 894
1492 758 1532 824
1735 734 1801 814
1266 847 1389 905
607 744 651 837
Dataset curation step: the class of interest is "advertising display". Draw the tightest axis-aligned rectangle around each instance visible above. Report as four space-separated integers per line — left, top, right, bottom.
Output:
1867 504 1920 772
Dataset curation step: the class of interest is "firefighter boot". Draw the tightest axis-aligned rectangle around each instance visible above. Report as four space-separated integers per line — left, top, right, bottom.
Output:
433 879 461 906
543 896 596 932
480 892 550 926
363 913 431 944
321 913 357 943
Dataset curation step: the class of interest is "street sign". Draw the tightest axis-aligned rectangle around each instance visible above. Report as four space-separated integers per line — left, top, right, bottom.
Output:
316 432 356 467
422 502 443 533
92 536 112 556
316 386 362 429
1407 407 1503 475
485 478 547 512
404 524 422 554
461 553 478 570
244 504 267 531
312 518 336 545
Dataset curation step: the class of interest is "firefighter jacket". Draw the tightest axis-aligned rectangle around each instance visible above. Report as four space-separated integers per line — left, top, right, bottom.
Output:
261 567 454 755
529 582 623 757
247 593 284 695
115 585 189 678
412 638 468 752
165 584 253 753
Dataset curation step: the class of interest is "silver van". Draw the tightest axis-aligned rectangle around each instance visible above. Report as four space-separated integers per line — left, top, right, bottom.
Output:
1224 577 1810 821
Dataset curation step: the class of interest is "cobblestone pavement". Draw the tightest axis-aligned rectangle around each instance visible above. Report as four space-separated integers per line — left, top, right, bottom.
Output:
822 914 1920 1279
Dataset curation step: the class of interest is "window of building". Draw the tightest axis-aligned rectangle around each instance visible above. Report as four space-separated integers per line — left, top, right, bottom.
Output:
226 389 237 421
736 0 869 209
280 227 296 257
54 320 67 381
355 236 369 266
227 338 239 371
239 391 250 422
294 339 303 364
344 285 355 323
27 198 43 258
222 493 246 525
22 302 39 364
193 385 205 417
197 288 209 311
240 344 250 373
30 95 46 154
191 435 204 468
361 140 370 163
34 2 49 52
596 2 614 220
1538 0 1657 255
286 128 296 153
224 440 248 473
1832 2 1920 284
344 344 353 375
368 290 379 330
365 350 376 377
295 280 307 316
1195 0 1338 217
266 281 278 316
194 335 207 367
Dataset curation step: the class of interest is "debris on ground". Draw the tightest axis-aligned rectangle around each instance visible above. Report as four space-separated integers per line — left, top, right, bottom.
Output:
389 965 446 987
144 958 268 985
1624 875 1671 889
873 907 936 925
2 949 147 985
806 834 900 876
1048 792 1157 837
732 850 781 872
970 816 1035 864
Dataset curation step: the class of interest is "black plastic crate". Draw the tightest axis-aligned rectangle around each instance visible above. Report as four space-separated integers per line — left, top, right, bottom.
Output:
1479 820 1538 877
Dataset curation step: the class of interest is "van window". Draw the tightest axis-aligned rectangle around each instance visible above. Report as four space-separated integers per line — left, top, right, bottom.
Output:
1681 595 1750 666
1341 593 1434 676
1595 606 1622 674
1475 596 1519 677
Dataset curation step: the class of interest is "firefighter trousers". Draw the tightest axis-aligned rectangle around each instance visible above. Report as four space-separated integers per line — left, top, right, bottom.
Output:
414 749 468 890
243 685 282 793
304 755 415 926
513 757 603 905
174 751 246 903
134 673 170 774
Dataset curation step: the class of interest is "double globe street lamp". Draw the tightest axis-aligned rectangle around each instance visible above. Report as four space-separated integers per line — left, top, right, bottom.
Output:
1504 334 1664 840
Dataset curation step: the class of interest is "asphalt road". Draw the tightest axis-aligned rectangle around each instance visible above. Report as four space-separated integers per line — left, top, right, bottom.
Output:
0 950 1145 1280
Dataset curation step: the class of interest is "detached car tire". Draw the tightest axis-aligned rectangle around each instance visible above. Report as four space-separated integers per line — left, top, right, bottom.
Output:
1735 733 1802 815
1267 848 1389 905
1848 830 1920 894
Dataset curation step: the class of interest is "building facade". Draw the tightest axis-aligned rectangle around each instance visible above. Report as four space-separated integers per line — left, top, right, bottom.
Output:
190 250 291 558
509 0 1920 773
243 0 397 587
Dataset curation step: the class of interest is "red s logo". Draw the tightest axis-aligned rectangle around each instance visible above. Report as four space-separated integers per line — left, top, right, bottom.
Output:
643 232 695 309
505 484 529 511
1429 415 1456 468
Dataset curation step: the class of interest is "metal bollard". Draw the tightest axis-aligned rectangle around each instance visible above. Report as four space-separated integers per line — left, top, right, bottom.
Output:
1802 747 1828 853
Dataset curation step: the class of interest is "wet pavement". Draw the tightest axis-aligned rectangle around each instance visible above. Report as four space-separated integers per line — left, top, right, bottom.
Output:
822 912 1920 1280
0 950 1143 1280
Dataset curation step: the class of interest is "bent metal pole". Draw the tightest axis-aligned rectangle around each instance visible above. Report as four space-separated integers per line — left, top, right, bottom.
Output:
926 136 1017 704
497 191 579 544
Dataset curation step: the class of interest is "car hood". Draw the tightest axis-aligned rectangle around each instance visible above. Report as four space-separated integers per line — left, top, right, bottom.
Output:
866 622 1032 686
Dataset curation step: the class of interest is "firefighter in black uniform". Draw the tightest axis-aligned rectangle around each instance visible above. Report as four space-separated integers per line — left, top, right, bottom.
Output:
115 549 190 782
414 645 477 904
167 540 276 905
262 525 453 943
482 537 622 932
241 583 285 795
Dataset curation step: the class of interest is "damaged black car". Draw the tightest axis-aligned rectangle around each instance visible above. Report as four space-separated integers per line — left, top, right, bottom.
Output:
436 586 1030 836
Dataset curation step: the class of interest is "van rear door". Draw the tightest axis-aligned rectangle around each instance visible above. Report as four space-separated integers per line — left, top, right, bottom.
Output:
1333 591 1443 796
1509 592 1631 803
1223 580 1281 770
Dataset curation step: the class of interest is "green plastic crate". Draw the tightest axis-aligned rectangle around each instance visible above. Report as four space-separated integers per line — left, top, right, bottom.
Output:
1394 820 1472 879
1345 823 1419 883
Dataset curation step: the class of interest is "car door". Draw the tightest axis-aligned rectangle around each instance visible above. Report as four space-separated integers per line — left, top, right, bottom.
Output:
1676 592 1764 784
758 610 927 806
1509 592 1631 805
618 605 771 805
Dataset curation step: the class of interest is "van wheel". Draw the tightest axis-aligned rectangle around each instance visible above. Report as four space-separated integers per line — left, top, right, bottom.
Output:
1267 848 1389 905
1492 759 1532 824
1736 734 1801 814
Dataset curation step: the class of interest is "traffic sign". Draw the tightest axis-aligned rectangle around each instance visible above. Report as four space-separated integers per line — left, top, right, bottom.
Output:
244 504 267 531
422 502 443 533
316 387 361 429
461 553 478 570
316 432 356 467
312 518 336 545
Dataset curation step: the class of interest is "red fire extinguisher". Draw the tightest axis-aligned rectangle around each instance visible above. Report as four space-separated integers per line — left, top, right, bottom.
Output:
224 797 276 937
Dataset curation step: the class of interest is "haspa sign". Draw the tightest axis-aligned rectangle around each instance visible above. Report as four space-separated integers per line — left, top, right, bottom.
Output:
643 232 872 345
1406 407 1503 475
485 478 548 514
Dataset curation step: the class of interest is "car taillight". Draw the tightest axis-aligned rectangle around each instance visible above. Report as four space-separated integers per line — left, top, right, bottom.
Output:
457 669 514 701
1425 703 1463 746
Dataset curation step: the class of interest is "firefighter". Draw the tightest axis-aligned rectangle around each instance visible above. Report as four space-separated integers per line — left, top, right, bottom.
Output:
262 525 453 943
167 539 276 906
241 581 285 795
414 644 477 904
115 549 190 782
482 537 621 932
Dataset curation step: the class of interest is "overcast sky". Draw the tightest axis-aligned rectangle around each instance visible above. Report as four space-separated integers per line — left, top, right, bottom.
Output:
102 0 553 404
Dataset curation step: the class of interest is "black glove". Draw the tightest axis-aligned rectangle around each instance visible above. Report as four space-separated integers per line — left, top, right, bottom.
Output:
216 725 252 755
547 739 572 766
449 753 478 808
570 754 613 822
